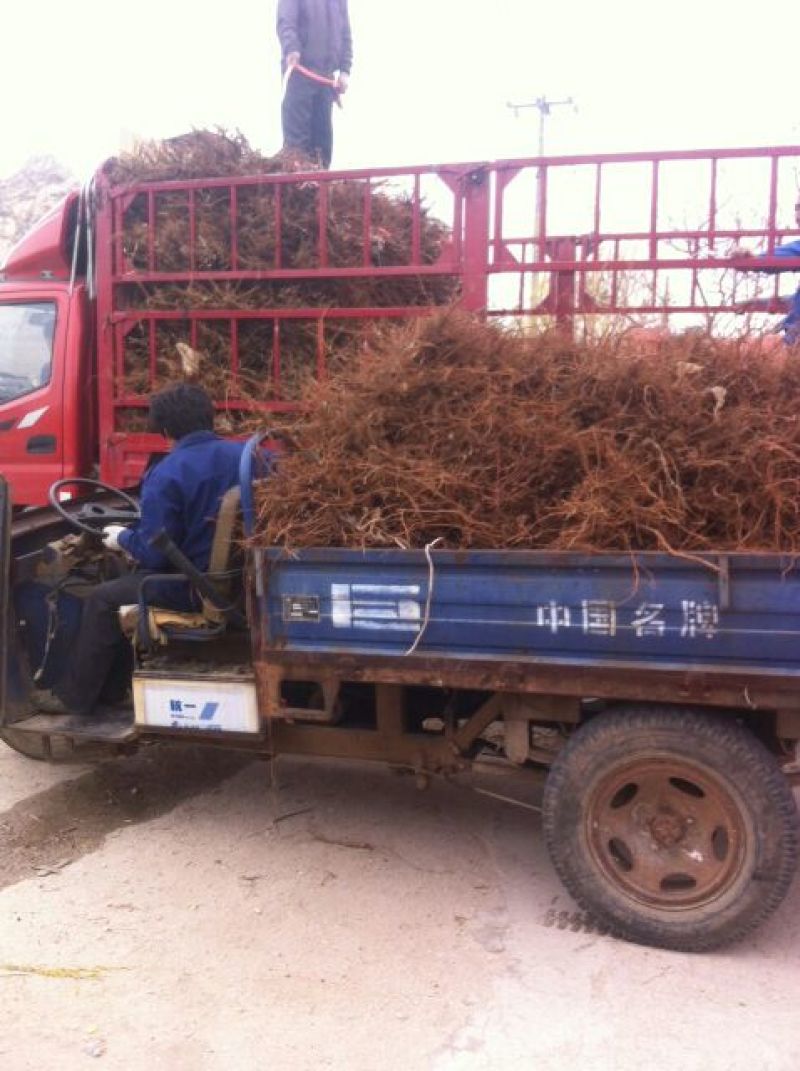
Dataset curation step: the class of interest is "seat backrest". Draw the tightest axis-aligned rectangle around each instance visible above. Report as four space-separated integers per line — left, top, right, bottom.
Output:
208 485 242 576
201 485 242 623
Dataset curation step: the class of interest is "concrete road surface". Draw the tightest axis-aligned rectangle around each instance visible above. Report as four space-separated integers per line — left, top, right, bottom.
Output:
0 741 798 1071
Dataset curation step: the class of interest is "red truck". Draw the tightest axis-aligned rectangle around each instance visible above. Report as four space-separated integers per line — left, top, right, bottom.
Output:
4 143 800 508
2 145 800 953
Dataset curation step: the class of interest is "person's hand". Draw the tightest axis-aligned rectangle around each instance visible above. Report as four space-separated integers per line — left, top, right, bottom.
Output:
729 244 753 259
336 71 349 93
286 51 300 69
102 525 127 552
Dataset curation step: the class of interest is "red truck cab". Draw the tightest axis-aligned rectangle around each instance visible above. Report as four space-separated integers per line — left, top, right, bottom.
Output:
0 192 95 507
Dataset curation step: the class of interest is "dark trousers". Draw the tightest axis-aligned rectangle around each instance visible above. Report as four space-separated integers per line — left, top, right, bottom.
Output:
54 572 153 716
281 72 335 168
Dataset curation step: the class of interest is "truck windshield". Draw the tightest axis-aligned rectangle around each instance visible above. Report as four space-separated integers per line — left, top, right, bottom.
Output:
0 301 56 403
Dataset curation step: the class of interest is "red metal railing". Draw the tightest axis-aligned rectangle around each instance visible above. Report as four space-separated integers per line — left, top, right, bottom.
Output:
95 147 800 487
487 145 800 326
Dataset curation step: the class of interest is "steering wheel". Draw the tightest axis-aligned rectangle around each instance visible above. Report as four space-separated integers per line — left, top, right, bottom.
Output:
48 477 141 537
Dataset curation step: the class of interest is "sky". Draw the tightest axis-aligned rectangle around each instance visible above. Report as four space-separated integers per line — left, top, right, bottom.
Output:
2 0 799 182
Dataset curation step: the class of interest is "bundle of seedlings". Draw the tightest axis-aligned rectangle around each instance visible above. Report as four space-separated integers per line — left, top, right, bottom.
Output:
104 130 456 299
251 311 800 556
108 132 457 422
117 310 376 425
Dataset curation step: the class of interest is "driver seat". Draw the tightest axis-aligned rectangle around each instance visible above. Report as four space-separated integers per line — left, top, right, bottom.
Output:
119 485 245 649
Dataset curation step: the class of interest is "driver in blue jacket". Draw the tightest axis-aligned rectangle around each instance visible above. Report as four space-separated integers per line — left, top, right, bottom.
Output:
33 383 245 718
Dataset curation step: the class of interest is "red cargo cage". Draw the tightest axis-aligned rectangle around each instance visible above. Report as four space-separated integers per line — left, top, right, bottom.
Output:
95 145 800 487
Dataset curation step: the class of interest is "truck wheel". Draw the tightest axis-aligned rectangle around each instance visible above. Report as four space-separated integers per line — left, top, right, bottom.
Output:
542 706 799 952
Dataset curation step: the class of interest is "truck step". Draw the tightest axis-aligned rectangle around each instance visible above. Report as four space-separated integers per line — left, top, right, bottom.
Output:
6 708 137 743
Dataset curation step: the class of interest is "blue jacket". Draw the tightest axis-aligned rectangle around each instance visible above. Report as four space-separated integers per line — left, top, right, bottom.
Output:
119 432 244 572
760 239 800 342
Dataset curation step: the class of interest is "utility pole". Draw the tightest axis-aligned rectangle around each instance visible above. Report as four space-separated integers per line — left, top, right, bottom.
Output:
507 96 576 252
507 96 576 327
507 96 575 158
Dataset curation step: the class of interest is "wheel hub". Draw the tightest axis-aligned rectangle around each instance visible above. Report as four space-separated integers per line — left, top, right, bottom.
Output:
586 757 747 910
649 811 687 848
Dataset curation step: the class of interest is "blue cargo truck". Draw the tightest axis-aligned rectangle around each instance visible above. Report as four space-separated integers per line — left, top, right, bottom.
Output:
2 438 799 953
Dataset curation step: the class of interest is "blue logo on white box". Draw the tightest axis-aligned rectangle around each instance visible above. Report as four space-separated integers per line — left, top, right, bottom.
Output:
168 699 220 723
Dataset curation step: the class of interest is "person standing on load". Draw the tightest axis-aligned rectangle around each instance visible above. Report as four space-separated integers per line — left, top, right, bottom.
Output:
277 0 353 169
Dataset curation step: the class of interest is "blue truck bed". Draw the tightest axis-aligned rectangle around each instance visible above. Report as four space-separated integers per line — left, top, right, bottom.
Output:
255 547 800 694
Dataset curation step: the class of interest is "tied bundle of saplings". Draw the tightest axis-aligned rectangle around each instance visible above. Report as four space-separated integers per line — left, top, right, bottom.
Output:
251 310 800 555
116 307 376 432
107 131 458 428
105 129 456 301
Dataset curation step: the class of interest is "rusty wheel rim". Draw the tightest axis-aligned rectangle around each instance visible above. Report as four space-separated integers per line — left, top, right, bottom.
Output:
586 757 749 910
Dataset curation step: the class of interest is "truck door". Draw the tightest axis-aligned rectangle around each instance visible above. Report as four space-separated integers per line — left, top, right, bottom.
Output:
0 294 65 506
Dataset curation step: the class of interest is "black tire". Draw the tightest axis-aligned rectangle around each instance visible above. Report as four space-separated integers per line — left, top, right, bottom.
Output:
542 705 800 952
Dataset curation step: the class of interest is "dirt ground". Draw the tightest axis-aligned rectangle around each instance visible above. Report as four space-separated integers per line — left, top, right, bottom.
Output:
1 741 799 1071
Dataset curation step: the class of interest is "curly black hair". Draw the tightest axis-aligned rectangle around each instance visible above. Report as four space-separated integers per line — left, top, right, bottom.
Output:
148 383 215 440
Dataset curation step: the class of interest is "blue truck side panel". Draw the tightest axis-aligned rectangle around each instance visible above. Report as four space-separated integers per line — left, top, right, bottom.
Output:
257 548 800 677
